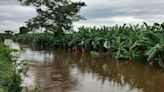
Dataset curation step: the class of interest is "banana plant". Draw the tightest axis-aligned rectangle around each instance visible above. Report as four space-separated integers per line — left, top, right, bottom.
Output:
124 25 145 60
104 36 129 59
145 32 164 68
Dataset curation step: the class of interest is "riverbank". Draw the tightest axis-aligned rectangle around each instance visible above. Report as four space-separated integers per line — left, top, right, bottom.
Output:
13 23 164 68
4 39 164 92
0 37 22 92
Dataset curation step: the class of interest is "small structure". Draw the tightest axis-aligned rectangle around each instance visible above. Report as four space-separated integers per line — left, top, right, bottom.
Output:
5 30 14 37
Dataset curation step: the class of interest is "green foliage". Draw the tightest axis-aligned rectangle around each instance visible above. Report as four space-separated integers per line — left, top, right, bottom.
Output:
34 33 54 48
0 39 22 92
91 51 100 58
20 27 29 34
18 0 86 36
13 22 164 68
13 33 35 42
0 34 5 43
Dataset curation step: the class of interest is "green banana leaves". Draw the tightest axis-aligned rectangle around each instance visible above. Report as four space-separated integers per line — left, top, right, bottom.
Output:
13 22 164 68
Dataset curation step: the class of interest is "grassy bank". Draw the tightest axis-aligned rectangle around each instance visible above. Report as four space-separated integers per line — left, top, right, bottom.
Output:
13 22 164 68
0 36 22 92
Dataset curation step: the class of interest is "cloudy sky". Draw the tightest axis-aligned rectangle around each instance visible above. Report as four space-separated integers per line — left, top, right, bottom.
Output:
0 0 164 32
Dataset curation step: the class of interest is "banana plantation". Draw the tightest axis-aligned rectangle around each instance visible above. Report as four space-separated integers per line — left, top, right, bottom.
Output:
1 0 164 92
13 22 164 68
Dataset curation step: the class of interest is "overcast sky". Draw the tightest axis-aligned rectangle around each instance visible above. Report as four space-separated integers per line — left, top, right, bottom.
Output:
0 0 164 32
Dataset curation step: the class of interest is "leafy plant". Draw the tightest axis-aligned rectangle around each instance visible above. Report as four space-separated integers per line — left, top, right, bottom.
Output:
0 39 22 92
13 22 164 68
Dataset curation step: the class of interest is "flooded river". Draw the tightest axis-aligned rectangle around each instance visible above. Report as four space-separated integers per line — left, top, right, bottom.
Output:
4 39 164 92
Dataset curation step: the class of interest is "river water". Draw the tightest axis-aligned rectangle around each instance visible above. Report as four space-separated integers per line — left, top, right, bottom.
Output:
4 39 164 92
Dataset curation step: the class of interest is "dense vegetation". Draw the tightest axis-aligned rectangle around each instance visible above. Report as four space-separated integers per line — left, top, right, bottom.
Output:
13 22 164 68
0 36 22 92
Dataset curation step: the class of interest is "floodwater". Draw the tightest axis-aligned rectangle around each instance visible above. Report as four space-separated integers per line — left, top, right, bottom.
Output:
4 39 164 92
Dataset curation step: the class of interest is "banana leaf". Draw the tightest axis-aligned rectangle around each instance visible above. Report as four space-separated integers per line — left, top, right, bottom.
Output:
146 46 159 61
145 33 160 46
103 40 111 49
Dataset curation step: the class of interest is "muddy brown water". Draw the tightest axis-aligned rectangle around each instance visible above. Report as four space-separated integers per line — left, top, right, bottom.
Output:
4 39 164 92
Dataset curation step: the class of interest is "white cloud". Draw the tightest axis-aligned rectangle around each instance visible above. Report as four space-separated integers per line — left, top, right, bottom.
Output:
111 17 144 23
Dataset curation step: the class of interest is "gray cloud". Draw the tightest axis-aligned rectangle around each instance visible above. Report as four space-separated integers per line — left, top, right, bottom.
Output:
79 0 164 18
73 0 164 28
1 0 164 32
0 0 18 5
0 0 36 32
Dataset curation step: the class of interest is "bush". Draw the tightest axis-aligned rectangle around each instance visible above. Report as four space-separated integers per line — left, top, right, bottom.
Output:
0 39 22 92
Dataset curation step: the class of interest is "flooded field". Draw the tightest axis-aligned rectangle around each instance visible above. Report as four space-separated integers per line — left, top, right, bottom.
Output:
5 39 164 92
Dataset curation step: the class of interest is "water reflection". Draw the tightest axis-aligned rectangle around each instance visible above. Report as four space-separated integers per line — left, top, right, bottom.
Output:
53 50 143 92
5 39 164 92
5 39 54 63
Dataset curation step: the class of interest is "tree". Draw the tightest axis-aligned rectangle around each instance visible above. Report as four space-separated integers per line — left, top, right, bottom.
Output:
18 0 86 36
19 26 29 34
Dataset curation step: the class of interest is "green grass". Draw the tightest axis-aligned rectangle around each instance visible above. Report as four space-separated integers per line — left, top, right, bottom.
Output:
0 36 22 92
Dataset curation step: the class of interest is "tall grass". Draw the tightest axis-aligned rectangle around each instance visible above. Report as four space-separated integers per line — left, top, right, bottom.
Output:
0 36 22 92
